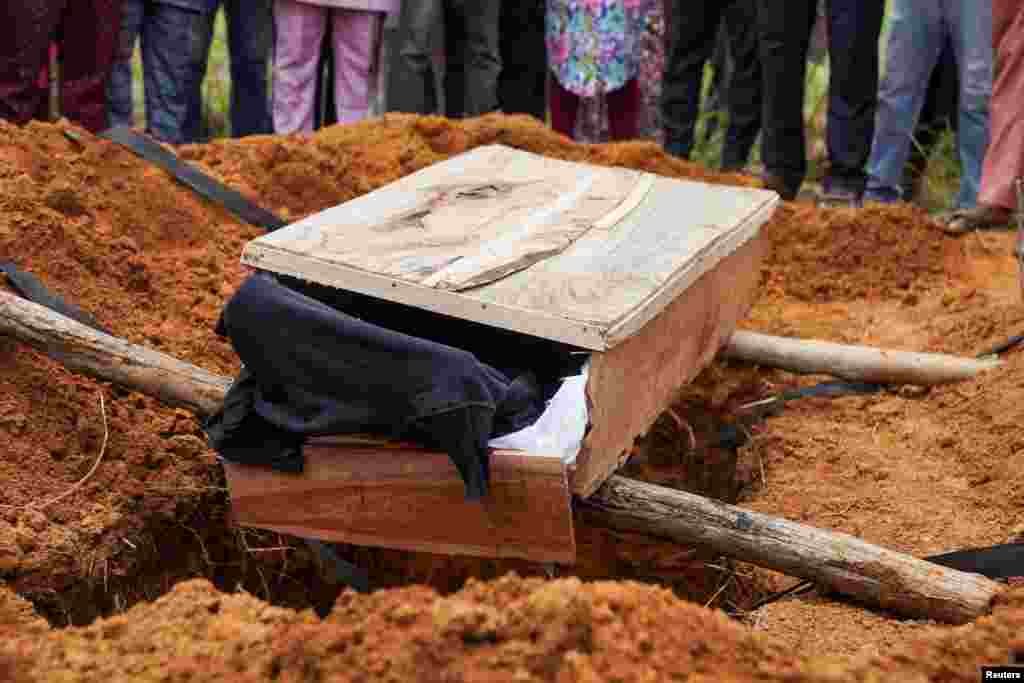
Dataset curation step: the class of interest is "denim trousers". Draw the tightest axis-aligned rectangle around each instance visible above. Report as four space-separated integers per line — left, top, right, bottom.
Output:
188 0 273 140
107 1 209 144
865 0 992 208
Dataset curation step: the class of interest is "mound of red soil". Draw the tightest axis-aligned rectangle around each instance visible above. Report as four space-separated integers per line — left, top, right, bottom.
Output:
2 576 1022 683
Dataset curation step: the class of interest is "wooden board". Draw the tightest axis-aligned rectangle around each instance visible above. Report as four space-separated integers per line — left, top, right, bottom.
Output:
223 436 576 564
243 145 777 350
571 233 768 498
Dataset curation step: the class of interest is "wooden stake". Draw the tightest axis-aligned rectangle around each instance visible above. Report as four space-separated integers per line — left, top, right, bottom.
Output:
724 330 1000 386
0 288 229 417
581 476 1000 624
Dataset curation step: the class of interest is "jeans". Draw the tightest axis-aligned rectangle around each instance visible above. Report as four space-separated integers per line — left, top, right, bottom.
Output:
107 0 209 144
400 0 501 117
757 0 884 197
865 0 992 209
662 0 762 171
188 0 273 140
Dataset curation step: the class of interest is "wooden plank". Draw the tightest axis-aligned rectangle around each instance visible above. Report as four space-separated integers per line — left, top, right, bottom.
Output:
243 145 776 351
571 233 768 498
475 178 776 344
245 145 639 288
223 437 577 564
242 247 610 349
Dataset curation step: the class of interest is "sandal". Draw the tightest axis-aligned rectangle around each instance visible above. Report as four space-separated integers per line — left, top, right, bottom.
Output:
936 205 1014 234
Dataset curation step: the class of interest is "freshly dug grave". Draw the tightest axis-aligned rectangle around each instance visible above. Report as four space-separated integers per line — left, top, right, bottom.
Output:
1 577 1023 683
0 114 770 623
3 111 1024 669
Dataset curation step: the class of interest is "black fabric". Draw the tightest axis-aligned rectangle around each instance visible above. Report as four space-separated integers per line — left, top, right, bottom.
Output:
0 261 111 334
99 126 287 231
205 273 574 500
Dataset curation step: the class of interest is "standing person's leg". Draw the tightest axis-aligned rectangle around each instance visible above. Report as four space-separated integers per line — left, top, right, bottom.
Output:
607 78 641 141
185 4 219 143
863 0 943 203
57 0 121 132
399 0 442 114
822 0 884 199
450 0 501 117
107 0 144 129
225 0 273 136
548 77 580 139
960 0 1024 226
721 0 762 171
0 1 63 126
949 0 993 209
661 0 723 159
904 38 959 200
498 0 546 120
756 0 816 200
140 4 213 144
271 0 327 134
443 0 465 118
331 9 384 124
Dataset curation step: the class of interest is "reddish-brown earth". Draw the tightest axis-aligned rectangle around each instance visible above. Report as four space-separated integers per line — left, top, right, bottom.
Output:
2 113 1024 679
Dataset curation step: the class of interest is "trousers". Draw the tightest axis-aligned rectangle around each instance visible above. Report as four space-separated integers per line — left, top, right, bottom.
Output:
273 1 385 133
0 0 120 132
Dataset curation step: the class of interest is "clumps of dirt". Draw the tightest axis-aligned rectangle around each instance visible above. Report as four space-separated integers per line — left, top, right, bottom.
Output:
761 202 947 304
3 576 1023 683
0 582 44 629
0 118 256 607
0 576 800 682
918 350 1024 519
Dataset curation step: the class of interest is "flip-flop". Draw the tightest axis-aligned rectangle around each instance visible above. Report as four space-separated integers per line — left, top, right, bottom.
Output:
936 205 1014 234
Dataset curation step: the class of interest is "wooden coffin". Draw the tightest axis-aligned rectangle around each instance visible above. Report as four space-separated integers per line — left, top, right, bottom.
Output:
223 437 576 564
226 146 775 562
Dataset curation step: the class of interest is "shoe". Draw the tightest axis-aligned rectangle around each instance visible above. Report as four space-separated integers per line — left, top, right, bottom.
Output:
935 205 1015 235
761 174 797 201
817 185 863 209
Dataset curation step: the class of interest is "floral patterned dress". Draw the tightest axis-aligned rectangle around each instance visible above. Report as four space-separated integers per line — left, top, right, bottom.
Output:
546 0 645 98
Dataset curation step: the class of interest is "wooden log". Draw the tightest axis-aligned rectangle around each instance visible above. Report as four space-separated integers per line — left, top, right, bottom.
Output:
723 330 1000 386
0 288 230 417
581 475 1001 624
0 289 1002 622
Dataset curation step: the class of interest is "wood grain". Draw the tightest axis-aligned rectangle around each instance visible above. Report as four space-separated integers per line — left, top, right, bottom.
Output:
571 233 768 498
223 437 576 564
243 145 776 350
584 475 1000 624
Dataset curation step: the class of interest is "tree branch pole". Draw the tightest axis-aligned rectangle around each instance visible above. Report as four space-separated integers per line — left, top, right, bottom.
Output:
580 476 999 625
0 288 229 418
0 289 1002 624
724 330 1000 386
